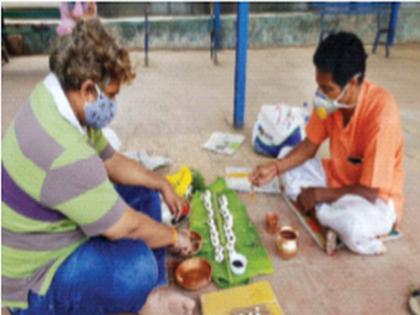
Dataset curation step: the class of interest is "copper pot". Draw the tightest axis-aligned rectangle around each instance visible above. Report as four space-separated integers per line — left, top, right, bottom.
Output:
175 257 212 291
276 226 299 260
265 212 279 234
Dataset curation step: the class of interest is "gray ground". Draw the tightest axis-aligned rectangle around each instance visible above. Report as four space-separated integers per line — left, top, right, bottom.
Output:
2 44 420 315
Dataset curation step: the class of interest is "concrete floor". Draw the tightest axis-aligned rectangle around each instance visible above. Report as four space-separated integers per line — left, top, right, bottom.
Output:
2 44 420 315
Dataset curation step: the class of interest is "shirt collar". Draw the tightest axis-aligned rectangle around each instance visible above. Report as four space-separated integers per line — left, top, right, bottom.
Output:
43 73 86 135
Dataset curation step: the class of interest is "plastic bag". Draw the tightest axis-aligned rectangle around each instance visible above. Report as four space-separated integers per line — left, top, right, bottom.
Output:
252 104 308 158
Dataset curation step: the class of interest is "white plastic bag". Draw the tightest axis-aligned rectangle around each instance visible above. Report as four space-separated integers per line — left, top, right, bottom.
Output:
252 104 308 158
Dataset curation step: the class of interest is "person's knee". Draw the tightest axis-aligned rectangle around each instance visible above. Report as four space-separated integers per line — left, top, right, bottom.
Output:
282 158 323 200
45 238 160 314
142 189 161 222
114 240 160 296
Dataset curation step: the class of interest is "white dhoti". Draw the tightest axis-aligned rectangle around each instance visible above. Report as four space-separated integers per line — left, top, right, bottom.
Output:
282 158 397 255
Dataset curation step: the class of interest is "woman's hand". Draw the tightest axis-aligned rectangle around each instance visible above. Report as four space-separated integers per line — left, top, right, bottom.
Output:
172 229 194 256
161 181 184 220
249 161 280 187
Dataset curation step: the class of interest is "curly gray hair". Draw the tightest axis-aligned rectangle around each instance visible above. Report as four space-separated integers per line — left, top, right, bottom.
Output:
49 18 135 91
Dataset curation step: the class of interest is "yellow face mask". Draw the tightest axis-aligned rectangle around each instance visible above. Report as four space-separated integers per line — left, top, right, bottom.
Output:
315 106 329 120
313 73 361 120
312 88 352 120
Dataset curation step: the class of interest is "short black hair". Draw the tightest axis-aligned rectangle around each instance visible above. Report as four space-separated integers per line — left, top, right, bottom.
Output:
313 32 367 88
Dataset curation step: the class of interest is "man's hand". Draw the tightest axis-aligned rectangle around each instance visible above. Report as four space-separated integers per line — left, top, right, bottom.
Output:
249 161 279 187
297 187 320 214
161 180 184 220
297 185 380 213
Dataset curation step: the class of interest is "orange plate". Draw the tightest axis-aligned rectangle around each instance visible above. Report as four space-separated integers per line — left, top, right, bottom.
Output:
175 257 212 291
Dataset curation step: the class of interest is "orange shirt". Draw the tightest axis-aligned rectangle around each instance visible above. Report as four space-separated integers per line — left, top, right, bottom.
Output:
306 80 404 224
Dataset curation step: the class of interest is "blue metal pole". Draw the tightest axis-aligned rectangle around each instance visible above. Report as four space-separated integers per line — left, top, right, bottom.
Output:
387 2 400 46
144 5 149 66
214 2 221 50
233 2 249 129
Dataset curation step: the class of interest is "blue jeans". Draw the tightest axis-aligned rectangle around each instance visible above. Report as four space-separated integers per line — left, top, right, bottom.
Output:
11 185 167 315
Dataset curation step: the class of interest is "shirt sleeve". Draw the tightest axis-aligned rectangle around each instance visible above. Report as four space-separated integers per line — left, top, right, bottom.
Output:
305 112 329 145
359 118 401 193
359 92 402 193
40 152 125 236
87 128 115 161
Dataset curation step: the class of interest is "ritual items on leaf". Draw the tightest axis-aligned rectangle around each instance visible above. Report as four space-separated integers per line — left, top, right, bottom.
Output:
162 167 207 226
190 178 273 288
202 190 248 274
203 190 225 263
218 195 248 275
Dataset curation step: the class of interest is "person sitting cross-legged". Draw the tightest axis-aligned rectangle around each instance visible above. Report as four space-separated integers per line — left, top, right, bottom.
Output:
2 18 196 315
250 32 404 256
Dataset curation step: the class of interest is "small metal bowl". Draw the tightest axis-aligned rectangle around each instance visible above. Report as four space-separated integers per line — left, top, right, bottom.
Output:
175 257 212 291
189 231 203 256
173 231 203 258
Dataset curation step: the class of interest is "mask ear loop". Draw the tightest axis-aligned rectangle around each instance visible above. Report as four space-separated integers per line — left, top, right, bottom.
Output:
335 72 363 105
94 84 102 99
333 72 363 109
333 89 354 109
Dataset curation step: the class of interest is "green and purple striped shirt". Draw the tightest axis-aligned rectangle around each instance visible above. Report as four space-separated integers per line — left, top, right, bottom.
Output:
2 74 125 309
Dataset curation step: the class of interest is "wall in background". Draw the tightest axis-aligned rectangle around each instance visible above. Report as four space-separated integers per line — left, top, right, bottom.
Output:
3 3 420 55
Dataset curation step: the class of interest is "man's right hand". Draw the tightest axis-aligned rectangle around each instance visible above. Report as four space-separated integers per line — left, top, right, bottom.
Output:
249 161 280 187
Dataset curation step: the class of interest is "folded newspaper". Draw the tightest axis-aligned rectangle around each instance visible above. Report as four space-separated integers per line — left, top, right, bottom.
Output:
203 132 245 155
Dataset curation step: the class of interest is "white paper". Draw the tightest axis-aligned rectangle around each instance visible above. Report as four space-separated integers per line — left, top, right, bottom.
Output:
202 132 245 155
225 167 281 194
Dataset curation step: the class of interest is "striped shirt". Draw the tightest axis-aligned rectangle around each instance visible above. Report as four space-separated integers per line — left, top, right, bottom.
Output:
2 73 125 309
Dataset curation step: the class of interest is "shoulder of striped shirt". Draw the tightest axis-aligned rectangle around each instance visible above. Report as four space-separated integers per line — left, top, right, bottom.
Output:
43 73 116 154
43 73 86 135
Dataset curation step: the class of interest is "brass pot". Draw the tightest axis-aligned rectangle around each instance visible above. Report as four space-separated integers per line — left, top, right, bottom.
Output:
276 226 299 260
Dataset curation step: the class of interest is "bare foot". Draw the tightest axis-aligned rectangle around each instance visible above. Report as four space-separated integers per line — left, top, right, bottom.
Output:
325 229 338 255
140 287 196 315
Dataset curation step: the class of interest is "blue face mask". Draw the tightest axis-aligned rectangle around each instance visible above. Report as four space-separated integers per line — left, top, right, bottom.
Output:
84 85 118 129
